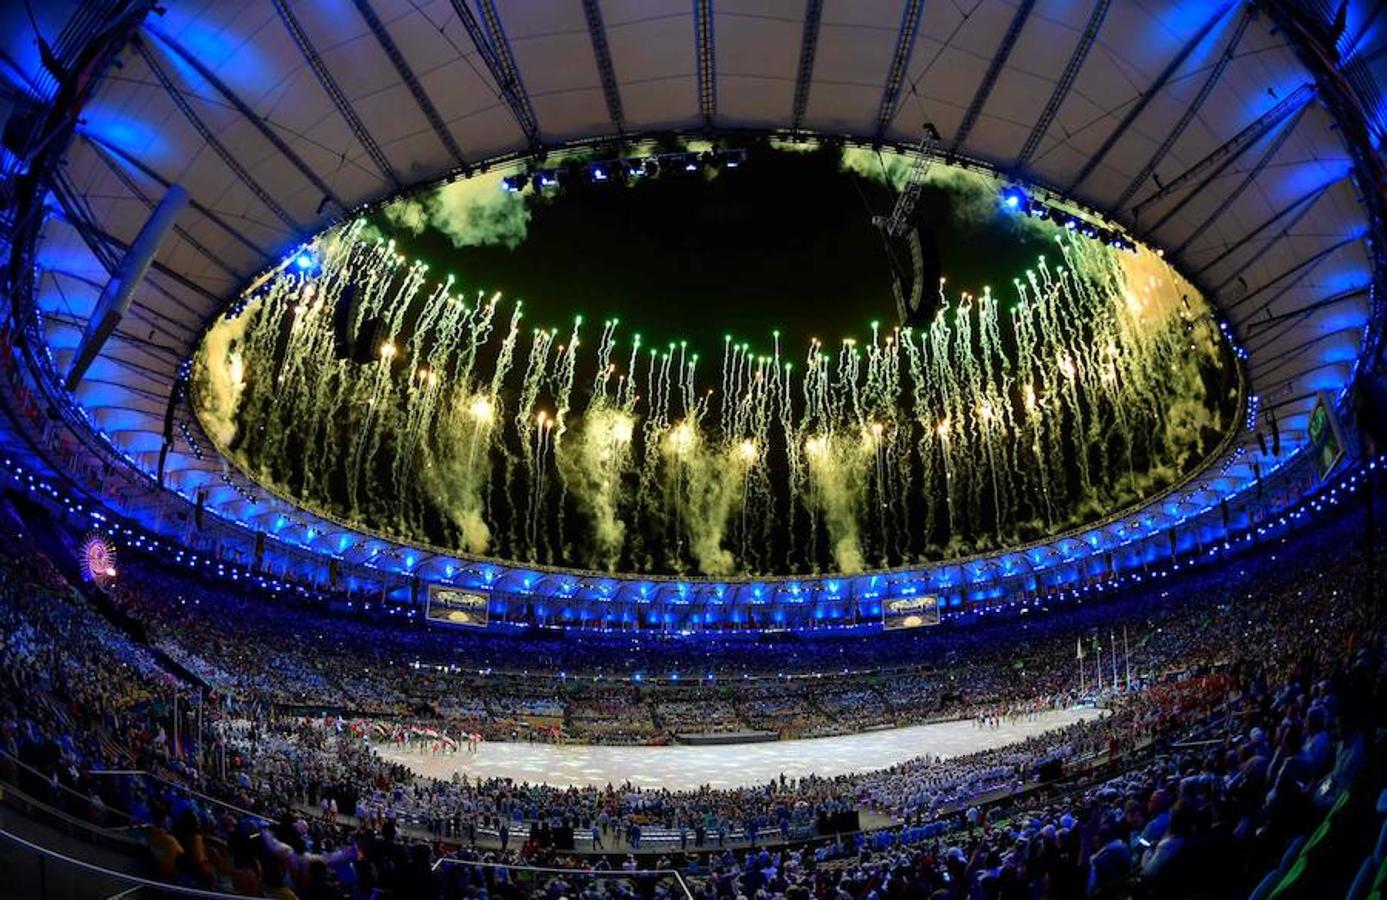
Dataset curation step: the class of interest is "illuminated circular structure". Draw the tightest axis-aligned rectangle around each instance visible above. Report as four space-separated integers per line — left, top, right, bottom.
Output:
194 146 1240 579
80 533 118 583
2 1 1380 630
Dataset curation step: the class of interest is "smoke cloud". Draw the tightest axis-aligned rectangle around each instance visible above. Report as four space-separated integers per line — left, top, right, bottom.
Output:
661 423 744 576
840 146 1056 239
557 405 635 571
804 432 872 574
382 171 531 250
420 393 495 554
193 298 258 448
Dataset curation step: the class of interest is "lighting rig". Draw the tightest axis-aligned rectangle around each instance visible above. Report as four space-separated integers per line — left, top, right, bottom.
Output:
501 148 748 194
998 184 1138 253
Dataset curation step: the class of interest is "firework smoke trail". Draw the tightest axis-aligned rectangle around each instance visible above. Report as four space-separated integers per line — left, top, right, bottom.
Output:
196 222 1228 577
901 328 937 553
1011 282 1055 528
545 317 583 562
514 328 554 559
928 301 960 541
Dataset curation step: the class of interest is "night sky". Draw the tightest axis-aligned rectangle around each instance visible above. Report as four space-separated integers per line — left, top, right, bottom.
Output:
372 144 1056 360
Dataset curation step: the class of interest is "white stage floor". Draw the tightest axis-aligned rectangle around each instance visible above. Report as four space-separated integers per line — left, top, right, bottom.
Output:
380 707 1103 791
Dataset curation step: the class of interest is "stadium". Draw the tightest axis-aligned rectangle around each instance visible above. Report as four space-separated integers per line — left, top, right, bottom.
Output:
0 0 1384 897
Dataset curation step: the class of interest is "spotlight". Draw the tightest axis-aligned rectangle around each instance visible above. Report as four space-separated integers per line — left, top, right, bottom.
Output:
620 159 647 180
533 170 560 190
583 162 610 184
1000 186 1029 212
501 174 528 193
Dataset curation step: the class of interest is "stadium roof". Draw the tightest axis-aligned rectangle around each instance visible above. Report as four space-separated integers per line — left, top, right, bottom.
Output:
3 0 1385 599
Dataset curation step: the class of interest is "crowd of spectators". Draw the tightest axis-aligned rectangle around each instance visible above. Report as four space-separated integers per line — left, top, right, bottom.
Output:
0 484 1382 898
89 534 1323 749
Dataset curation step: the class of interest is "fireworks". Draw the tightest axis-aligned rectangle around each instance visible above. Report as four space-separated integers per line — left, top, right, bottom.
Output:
195 189 1233 579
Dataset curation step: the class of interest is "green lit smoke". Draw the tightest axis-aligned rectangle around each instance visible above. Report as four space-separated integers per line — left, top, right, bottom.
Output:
193 174 1234 578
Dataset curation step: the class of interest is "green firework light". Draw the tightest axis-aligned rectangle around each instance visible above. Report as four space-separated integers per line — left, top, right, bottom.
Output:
194 164 1237 580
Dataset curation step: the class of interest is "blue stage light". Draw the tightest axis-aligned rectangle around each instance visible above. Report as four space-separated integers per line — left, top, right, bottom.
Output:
501 174 528 192
294 251 316 270
1000 186 1028 212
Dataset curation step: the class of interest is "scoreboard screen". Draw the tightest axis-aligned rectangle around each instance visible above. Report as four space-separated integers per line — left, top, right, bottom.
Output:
882 595 941 630
426 586 490 629
1307 395 1344 481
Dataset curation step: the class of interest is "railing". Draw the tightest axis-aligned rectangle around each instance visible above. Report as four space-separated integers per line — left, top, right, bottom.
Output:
0 827 246 900
86 769 268 827
431 856 694 900
0 749 146 838
0 824 700 900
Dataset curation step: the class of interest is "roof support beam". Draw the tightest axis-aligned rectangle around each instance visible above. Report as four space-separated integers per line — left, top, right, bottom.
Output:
949 0 1036 155
1259 391 1320 416
1194 177 1339 279
143 24 347 212
44 268 190 339
1245 285 1368 340
1014 0 1111 172
1254 360 1351 397
1245 289 1368 354
40 302 185 360
49 171 121 272
82 133 265 258
90 222 231 312
75 376 169 404
1224 233 1360 317
349 0 466 168
274 0 401 189
1069 1 1235 193
1249 316 1366 375
874 0 926 141
44 196 210 327
1114 8 1253 212
581 0 625 136
1132 83 1313 217
87 138 240 281
694 0 716 127
132 38 301 232
1208 185 1335 295
1171 103 1309 257
1146 100 1307 239
447 0 541 152
789 0 824 134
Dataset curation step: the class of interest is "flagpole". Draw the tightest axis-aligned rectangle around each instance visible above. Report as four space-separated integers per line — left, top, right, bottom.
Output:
1110 631 1118 689
1123 625 1131 691
1077 636 1085 697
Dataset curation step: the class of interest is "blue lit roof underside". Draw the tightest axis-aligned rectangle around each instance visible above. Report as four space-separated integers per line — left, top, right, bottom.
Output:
4 0 1384 618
